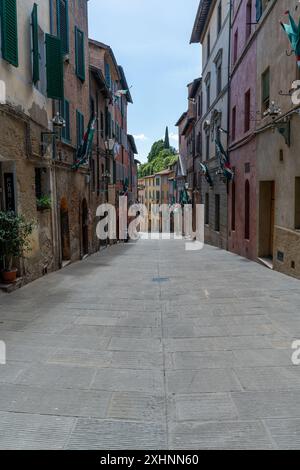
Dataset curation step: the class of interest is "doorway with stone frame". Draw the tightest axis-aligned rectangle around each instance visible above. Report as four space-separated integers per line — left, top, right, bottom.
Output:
258 180 275 268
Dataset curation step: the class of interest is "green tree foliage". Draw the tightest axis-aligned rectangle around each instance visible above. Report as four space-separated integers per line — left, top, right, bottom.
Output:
138 138 178 178
164 126 170 149
148 140 165 163
0 211 35 271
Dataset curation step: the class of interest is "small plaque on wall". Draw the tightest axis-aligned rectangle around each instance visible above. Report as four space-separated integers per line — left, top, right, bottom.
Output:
4 173 15 212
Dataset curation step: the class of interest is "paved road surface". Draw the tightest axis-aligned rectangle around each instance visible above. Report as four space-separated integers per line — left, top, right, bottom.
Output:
0 239 300 449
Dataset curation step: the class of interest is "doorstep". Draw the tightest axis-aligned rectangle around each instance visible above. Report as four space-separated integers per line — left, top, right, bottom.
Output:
0 278 23 293
258 257 274 270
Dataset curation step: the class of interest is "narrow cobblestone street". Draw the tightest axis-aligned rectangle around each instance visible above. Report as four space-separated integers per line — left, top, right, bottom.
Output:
0 240 300 449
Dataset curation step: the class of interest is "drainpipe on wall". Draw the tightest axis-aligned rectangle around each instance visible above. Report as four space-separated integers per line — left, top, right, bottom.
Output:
225 0 233 251
49 0 60 269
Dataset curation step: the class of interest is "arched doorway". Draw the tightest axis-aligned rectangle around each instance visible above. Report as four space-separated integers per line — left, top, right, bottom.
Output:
60 198 71 262
82 198 89 256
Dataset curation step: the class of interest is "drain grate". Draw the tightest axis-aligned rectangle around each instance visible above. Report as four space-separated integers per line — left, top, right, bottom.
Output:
152 277 169 283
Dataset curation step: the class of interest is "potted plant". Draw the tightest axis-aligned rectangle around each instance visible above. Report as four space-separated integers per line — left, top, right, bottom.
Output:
0 211 35 284
36 195 52 211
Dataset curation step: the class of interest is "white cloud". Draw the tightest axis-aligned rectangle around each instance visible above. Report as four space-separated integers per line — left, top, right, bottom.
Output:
170 132 179 142
133 134 148 141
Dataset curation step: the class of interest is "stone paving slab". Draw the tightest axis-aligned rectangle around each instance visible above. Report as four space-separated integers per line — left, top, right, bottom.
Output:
231 390 300 419
91 368 164 394
0 411 75 449
0 384 111 418
107 392 165 421
166 369 241 393
264 419 300 449
169 420 274 450
234 366 300 391
169 393 239 422
15 363 96 390
66 418 167 450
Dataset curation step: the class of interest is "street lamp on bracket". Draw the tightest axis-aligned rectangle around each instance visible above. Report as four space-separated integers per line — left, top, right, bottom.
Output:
41 112 66 157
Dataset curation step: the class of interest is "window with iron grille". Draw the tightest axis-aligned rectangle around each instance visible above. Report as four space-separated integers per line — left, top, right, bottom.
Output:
262 67 270 112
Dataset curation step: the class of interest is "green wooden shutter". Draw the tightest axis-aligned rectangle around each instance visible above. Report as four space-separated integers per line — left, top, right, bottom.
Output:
75 26 85 81
45 33 64 100
57 0 69 55
0 0 18 67
31 3 39 83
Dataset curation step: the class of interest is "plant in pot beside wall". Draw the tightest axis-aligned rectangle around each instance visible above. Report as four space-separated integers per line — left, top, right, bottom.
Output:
0 211 35 284
36 195 52 211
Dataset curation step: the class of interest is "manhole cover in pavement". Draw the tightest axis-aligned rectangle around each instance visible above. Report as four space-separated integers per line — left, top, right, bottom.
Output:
152 277 169 283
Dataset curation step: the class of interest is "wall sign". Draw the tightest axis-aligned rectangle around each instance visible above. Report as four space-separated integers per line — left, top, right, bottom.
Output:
4 173 16 212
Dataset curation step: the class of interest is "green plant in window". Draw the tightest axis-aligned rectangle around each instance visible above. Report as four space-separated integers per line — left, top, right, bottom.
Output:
36 195 52 210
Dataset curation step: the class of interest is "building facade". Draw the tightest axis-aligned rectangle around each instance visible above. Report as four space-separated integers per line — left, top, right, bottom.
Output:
255 0 300 278
0 0 135 287
0 0 60 282
228 0 257 260
191 0 230 249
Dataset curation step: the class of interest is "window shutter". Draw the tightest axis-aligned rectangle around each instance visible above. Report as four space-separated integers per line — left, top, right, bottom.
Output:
75 27 85 81
31 3 39 83
262 69 270 103
256 0 262 22
45 34 64 100
1 0 18 67
105 62 111 89
57 0 69 55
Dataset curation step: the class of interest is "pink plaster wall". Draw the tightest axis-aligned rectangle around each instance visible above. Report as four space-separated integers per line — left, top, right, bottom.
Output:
228 0 257 260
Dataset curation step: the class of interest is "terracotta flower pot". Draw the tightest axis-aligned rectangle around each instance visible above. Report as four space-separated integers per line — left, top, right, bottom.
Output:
1 269 17 284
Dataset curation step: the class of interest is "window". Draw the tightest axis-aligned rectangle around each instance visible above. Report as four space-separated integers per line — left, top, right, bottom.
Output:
75 27 85 81
91 158 95 192
105 62 111 89
0 0 18 67
231 181 236 231
244 89 251 132
205 193 209 225
35 168 42 199
100 112 104 138
60 99 70 142
295 177 300 229
246 0 252 40
31 3 39 84
216 61 222 96
205 74 211 111
256 0 262 21
196 132 202 155
207 31 210 61
198 92 203 118
217 2 222 34
233 29 238 64
45 34 64 100
57 0 69 55
262 67 270 112
205 131 210 160
245 180 250 239
156 178 160 186
232 106 236 141
215 195 220 232
76 110 84 148
256 0 269 22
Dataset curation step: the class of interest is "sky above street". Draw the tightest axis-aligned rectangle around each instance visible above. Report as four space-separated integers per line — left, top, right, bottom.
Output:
88 0 201 162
